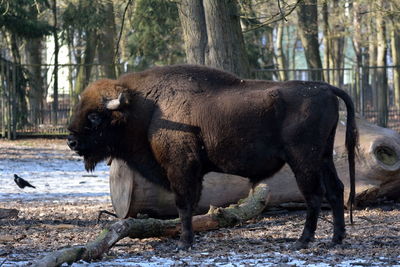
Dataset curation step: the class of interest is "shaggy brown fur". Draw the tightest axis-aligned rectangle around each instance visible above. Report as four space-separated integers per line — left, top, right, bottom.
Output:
67 64 358 249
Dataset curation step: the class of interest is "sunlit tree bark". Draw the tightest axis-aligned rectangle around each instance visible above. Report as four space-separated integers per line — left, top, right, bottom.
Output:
390 2 400 108
178 0 250 77
296 0 323 80
376 0 388 127
275 21 287 81
203 0 250 77
178 0 207 65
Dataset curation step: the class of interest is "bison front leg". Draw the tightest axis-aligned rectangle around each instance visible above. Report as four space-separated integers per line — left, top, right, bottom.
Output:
175 198 195 249
168 164 203 250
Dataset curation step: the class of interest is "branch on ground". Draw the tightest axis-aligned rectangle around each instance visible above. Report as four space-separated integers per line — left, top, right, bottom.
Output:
31 183 270 267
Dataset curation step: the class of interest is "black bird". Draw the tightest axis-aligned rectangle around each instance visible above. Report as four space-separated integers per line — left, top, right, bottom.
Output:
14 174 36 189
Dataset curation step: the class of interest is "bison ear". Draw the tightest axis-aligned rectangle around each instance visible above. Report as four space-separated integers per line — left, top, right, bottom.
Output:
106 91 129 110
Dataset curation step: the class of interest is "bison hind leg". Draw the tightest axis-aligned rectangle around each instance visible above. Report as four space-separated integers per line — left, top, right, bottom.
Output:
289 165 324 249
321 158 346 245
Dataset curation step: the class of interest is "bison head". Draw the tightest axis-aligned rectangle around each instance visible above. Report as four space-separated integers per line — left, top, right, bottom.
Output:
67 79 131 171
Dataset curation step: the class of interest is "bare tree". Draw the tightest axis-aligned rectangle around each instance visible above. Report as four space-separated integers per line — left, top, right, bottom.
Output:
25 38 44 125
328 0 345 87
97 0 117 79
390 1 400 107
178 0 207 65
204 0 250 77
296 0 323 80
376 0 388 127
275 21 287 80
51 0 59 125
322 0 330 83
368 21 378 108
177 0 250 77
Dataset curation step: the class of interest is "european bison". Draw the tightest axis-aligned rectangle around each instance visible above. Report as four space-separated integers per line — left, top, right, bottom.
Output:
67 65 358 249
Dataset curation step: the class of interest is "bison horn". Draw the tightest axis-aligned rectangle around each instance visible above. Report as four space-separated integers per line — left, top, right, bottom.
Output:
106 99 120 110
106 93 123 110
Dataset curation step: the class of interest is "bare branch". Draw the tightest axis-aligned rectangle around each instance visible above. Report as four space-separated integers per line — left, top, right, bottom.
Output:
114 0 133 64
278 0 288 22
243 0 302 33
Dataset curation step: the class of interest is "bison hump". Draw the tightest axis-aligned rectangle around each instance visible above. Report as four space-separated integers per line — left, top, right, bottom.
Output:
122 65 242 94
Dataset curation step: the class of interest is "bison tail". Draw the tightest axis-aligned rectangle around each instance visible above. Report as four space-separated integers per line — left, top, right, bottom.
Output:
331 87 359 225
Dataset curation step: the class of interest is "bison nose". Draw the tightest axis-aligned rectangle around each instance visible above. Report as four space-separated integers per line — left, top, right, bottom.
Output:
67 136 79 150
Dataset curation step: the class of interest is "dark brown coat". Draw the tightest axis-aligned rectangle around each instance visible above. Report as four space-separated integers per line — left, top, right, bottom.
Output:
67 64 358 249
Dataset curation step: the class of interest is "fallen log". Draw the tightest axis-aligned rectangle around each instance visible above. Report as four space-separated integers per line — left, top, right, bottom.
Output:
110 116 400 218
31 183 270 267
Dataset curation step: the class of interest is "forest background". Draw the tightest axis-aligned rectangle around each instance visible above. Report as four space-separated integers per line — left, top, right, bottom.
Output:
0 0 399 138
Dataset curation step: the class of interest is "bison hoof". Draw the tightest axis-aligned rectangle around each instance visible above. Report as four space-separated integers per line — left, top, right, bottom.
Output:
317 241 347 249
332 234 345 245
292 240 309 250
177 240 193 251
328 242 341 249
327 237 345 248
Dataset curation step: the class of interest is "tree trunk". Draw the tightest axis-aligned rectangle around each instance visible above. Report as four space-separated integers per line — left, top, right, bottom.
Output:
368 22 378 110
67 28 74 117
328 0 345 87
390 20 400 108
275 21 287 81
261 26 275 80
97 0 117 79
73 30 98 107
114 0 135 76
376 2 388 127
291 34 298 71
296 0 323 80
178 0 207 65
25 37 44 125
351 0 363 111
0 62 6 137
51 0 59 125
178 0 250 77
322 0 330 83
203 0 250 77
7 33 25 138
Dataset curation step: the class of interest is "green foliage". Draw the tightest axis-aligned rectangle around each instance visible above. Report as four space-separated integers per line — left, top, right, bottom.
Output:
128 0 184 70
62 0 109 33
0 0 53 38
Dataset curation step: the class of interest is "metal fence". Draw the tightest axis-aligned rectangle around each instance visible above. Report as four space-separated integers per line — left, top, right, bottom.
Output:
0 59 125 138
1 61 400 138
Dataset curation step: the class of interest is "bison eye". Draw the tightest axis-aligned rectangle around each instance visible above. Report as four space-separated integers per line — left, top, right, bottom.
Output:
87 112 102 128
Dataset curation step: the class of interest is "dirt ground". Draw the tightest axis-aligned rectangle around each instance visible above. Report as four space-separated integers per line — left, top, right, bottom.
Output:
1 139 400 266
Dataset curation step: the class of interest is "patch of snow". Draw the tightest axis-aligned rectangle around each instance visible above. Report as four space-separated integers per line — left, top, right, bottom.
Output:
49 252 400 267
0 158 110 202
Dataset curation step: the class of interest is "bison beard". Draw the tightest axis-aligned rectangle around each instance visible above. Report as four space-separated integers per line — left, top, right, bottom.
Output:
67 64 358 250
72 137 110 172
84 155 103 172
